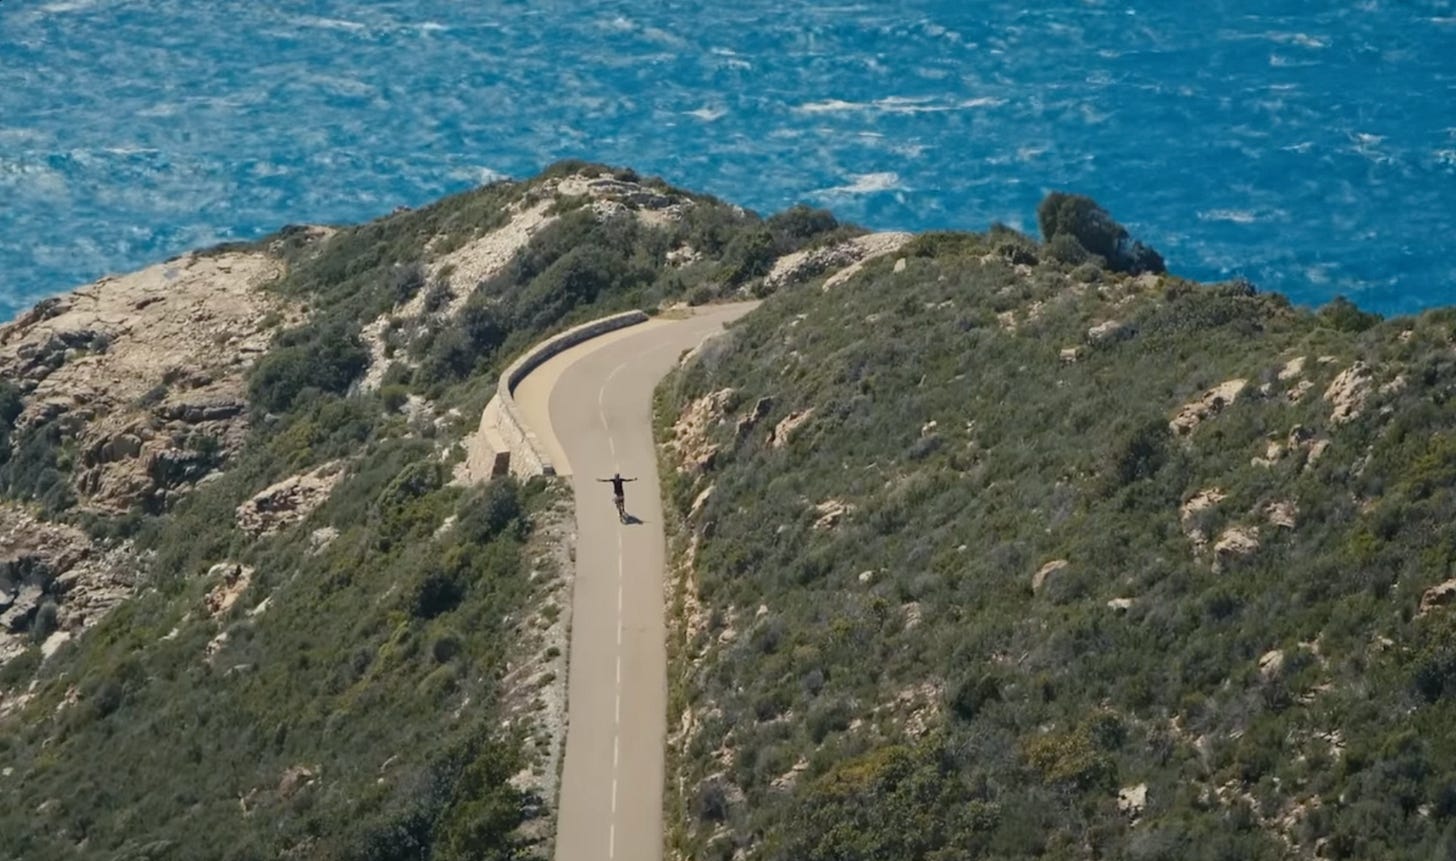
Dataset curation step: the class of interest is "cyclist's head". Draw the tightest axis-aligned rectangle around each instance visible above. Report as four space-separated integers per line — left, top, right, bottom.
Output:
613 471 621 479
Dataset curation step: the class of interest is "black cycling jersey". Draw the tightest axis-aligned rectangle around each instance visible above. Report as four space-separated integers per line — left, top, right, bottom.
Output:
608 476 627 495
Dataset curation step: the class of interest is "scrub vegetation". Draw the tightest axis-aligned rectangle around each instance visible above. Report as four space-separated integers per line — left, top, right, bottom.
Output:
0 163 845 859
658 213 1456 860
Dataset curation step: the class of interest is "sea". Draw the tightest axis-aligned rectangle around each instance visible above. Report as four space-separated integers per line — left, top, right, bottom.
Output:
2 0 1454 321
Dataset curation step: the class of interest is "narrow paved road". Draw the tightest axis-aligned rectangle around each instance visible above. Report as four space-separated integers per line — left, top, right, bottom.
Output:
513 303 756 861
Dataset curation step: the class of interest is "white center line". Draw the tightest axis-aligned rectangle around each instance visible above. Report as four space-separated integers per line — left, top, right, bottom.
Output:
598 358 632 861
590 323 732 861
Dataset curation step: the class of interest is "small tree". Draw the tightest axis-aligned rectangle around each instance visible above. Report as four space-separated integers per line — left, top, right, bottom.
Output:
1037 191 1166 275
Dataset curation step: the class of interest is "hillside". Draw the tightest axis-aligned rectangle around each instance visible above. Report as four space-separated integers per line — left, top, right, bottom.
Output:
4 160 1450 861
657 228 1456 859
0 163 855 859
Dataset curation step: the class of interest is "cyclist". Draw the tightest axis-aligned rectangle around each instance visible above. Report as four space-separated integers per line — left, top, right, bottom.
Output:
597 472 637 520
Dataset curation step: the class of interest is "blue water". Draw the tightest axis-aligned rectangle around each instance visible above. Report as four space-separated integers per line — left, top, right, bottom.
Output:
2 1 1454 321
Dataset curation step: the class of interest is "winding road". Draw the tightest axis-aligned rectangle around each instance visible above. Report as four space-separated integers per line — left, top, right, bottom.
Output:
512 303 756 861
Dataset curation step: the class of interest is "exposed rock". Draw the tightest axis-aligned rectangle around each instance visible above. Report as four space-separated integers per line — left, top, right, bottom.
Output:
1265 500 1298 530
1170 379 1247 436
0 251 296 512
1286 379 1315 403
668 388 737 473
1259 649 1286 680
1179 488 1226 549
1324 362 1373 425
360 173 694 390
309 527 339 554
665 245 703 267
0 503 135 668
736 396 774 438
1213 526 1260 570
1251 439 1285 468
766 241 867 290
1277 356 1307 381
1118 783 1148 818
236 461 345 536
1059 347 1082 364
823 233 915 290
203 563 255 618
0 584 42 634
1419 579 1456 617
768 408 814 449
1032 559 1069 594
1107 598 1135 612
770 757 811 792
689 485 715 520
1306 438 1331 468
1087 320 1129 344
811 499 854 531
764 231 913 291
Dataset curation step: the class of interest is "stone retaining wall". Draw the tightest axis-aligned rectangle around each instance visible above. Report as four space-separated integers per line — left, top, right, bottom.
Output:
475 310 650 480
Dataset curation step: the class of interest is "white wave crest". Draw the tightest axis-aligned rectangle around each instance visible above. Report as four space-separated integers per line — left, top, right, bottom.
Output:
795 96 1004 115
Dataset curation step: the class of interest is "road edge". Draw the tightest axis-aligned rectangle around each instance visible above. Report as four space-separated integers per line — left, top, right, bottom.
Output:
463 310 650 481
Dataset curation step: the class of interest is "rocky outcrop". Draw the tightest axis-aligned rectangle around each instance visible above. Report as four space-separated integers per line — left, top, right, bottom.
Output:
1264 500 1298 530
203 562 255 618
0 250 298 513
1170 379 1247 437
1179 488 1226 550
0 502 135 667
811 499 854 530
1419 579 1456 617
768 408 814 449
1086 319 1129 345
765 232 913 291
236 461 345 536
1213 525 1260 571
1324 362 1373 425
667 388 738 474
1118 783 1148 818
362 174 692 391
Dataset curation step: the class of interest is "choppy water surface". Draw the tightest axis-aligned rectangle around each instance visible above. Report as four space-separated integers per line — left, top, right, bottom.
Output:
2 0 1454 319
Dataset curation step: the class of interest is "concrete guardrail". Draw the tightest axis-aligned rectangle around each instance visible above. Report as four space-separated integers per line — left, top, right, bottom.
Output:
479 310 650 479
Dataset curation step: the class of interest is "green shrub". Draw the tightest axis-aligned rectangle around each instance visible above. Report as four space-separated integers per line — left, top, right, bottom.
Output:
455 479 525 545
1318 295 1382 332
381 384 409 413
1037 191 1165 274
248 321 368 414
